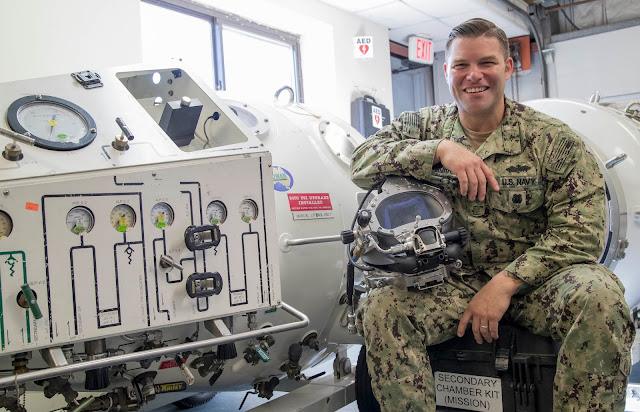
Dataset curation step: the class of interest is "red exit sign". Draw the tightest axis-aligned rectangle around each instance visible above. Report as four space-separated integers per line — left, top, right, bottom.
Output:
408 36 434 65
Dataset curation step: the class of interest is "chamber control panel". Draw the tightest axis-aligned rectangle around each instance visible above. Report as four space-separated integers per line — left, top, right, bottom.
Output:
0 154 280 355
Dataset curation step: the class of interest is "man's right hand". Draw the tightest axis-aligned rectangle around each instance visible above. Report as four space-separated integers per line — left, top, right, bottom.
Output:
434 140 500 201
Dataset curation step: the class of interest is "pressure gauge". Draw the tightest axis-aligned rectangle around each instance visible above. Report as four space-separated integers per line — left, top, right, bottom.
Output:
66 206 95 235
7 95 97 151
0 210 13 239
206 201 227 225
239 199 258 222
150 202 174 229
110 204 136 232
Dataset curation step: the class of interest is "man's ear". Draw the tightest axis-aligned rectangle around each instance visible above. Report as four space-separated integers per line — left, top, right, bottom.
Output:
443 63 449 84
505 56 514 80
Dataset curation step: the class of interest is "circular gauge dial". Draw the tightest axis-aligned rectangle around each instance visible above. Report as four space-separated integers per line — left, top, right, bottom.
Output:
7 95 97 151
66 206 95 235
18 103 88 141
206 201 227 225
150 203 174 229
110 204 137 232
239 199 259 222
0 211 13 239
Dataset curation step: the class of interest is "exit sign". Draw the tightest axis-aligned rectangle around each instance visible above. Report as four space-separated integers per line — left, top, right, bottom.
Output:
408 36 434 65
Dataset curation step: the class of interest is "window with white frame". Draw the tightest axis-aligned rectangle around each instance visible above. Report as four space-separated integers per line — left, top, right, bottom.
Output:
140 2 215 89
140 0 303 102
220 25 299 101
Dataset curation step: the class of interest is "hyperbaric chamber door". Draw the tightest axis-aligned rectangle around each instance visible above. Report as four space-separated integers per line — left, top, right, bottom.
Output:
525 98 639 307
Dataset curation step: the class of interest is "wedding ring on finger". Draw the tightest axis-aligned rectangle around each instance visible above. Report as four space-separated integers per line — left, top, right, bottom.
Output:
480 325 489 329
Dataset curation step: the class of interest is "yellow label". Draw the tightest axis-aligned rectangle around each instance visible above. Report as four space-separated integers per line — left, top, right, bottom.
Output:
48 120 58 126
154 382 186 393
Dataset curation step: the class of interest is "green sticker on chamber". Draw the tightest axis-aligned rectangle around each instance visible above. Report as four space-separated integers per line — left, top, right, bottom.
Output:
156 221 166 229
255 347 270 362
264 308 277 314
242 216 251 223
57 134 68 139
210 218 219 225
117 225 127 232
73 226 85 234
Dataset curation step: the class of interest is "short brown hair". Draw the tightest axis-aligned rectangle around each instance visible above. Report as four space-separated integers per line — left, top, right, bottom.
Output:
445 18 509 61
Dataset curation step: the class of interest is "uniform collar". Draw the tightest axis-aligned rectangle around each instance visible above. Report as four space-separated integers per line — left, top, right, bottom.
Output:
452 97 523 160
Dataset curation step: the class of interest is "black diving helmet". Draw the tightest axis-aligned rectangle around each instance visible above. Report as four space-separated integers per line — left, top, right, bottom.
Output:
352 177 468 290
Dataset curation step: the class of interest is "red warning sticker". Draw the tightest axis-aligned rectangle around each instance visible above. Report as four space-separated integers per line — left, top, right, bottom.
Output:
287 193 332 211
25 202 39 211
158 359 185 370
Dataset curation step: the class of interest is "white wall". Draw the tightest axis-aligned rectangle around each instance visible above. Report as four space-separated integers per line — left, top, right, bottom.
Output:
0 0 393 123
0 0 141 83
550 24 640 102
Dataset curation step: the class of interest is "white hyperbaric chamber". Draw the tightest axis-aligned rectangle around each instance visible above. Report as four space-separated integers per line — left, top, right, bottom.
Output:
524 98 640 309
0 64 373 411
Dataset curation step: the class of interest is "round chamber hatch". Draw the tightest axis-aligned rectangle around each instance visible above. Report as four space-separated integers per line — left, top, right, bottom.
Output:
224 100 270 139
317 120 358 166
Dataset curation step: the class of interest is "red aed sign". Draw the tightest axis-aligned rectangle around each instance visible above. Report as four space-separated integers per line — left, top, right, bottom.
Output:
287 193 333 211
408 36 434 65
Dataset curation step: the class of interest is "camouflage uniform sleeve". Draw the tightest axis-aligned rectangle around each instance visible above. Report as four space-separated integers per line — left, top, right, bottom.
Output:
350 110 441 189
504 126 606 286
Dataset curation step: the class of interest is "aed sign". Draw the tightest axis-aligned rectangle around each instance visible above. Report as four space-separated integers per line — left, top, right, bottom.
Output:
354 36 373 58
408 36 434 65
435 372 502 412
371 106 383 129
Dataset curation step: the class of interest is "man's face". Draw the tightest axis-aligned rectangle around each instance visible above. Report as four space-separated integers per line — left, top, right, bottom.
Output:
444 36 513 121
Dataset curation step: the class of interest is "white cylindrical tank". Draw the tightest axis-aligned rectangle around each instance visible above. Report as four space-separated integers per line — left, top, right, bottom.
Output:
525 98 640 308
224 97 368 347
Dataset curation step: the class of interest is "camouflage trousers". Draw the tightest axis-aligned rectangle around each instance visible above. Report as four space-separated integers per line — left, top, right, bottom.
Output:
357 263 635 412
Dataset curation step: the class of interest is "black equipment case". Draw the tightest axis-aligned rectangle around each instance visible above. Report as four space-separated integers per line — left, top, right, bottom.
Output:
356 323 559 412
428 323 558 411
350 95 391 139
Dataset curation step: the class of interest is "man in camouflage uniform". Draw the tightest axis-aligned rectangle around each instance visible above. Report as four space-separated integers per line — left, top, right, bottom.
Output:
350 18 634 411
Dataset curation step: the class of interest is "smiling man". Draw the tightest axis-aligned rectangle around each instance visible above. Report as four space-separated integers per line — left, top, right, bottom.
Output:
350 18 634 411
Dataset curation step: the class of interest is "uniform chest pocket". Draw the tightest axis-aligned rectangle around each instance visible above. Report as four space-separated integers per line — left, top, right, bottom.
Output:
489 185 545 214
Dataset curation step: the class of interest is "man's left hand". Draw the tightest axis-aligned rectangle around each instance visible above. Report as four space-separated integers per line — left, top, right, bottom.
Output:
457 271 522 344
